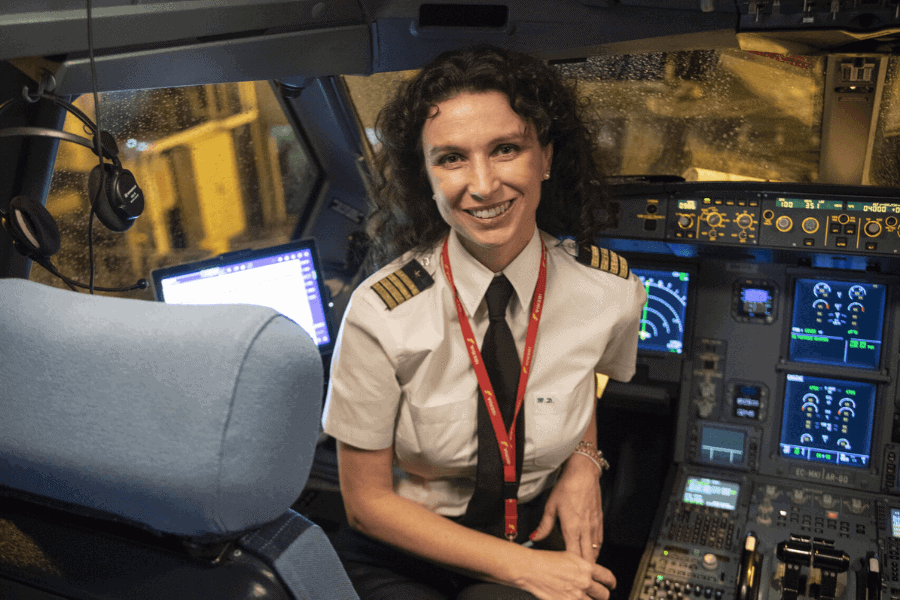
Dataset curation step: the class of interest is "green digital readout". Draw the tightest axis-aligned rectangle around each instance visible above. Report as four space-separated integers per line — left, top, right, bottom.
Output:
776 198 844 210
845 201 900 214
678 200 697 210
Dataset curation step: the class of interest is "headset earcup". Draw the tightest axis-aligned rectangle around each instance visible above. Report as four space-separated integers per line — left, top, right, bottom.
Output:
6 196 61 258
88 164 133 232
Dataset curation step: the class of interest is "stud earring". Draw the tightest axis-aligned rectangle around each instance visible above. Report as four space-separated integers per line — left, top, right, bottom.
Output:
543 172 551 180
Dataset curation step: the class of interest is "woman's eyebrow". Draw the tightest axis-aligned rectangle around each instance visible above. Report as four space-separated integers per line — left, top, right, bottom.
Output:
427 133 528 159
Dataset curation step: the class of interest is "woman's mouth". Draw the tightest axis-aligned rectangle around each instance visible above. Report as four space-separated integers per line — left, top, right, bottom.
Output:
465 199 513 220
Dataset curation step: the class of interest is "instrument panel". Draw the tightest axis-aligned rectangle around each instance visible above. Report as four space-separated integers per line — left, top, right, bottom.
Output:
610 183 900 600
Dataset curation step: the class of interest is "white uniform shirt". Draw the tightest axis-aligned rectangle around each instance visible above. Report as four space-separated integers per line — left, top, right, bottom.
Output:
323 228 647 516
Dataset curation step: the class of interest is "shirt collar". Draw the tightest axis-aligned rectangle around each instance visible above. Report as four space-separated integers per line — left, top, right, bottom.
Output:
445 228 542 318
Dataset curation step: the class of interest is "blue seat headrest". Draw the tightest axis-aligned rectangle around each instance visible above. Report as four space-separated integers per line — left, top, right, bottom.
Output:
0 279 324 539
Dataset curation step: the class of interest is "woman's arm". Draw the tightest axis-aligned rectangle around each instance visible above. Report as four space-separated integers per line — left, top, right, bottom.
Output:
337 440 616 600
530 399 605 561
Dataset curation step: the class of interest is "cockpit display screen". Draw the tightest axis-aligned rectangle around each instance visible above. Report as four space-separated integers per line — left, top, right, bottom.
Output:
779 374 876 469
632 268 690 354
682 477 740 511
789 279 886 370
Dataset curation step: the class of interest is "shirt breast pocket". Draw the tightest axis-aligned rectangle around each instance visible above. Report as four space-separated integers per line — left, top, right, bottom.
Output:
528 394 578 468
402 398 475 476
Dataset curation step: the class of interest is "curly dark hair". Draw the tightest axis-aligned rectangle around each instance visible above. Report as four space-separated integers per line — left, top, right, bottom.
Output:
366 45 613 268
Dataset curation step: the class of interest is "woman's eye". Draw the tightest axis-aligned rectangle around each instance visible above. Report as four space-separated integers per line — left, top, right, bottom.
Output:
497 144 519 155
438 154 461 165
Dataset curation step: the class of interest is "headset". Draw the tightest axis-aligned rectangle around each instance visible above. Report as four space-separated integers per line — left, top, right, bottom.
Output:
0 91 148 292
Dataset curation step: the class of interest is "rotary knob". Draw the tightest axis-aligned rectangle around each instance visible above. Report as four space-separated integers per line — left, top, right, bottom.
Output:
865 221 882 237
702 553 718 570
678 215 694 229
707 213 722 227
802 217 819 234
775 216 793 232
736 213 753 228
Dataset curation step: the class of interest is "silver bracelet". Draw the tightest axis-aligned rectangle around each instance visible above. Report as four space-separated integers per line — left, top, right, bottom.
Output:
572 441 610 476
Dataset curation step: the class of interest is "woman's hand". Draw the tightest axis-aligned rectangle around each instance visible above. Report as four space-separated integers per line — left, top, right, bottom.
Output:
513 548 616 600
530 452 604 561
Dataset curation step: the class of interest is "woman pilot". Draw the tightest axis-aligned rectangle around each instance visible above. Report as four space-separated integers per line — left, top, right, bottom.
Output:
323 45 647 600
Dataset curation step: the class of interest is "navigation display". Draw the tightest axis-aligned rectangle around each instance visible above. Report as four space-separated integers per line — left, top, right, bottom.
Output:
779 374 876 469
789 278 886 370
632 268 690 354
682 477 740 511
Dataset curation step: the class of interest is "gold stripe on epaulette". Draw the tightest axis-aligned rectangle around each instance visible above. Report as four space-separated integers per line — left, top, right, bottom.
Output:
577 245 630 279
395 269 420 296
609 251 619 276
372 259 435 310
372 281 398 309
380 277 407 304
618 254 629 278
387 273 412 301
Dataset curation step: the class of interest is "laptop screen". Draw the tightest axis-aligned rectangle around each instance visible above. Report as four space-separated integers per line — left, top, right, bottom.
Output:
151 238 334 354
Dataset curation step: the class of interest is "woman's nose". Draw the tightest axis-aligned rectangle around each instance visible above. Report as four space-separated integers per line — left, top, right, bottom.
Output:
467 158 501 201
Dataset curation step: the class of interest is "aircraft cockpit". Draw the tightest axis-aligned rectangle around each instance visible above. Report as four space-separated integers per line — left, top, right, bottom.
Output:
2 2 900 599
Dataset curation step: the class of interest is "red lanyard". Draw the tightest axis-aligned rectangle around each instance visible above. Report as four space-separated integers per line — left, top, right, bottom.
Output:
441 236 548 541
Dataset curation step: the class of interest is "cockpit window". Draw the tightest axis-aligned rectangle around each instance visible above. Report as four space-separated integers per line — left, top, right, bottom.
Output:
345 50 831 183
31 81 319 298
870 57 900 188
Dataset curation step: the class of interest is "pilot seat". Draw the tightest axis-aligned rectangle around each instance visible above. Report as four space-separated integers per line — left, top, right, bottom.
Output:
0 278 359 600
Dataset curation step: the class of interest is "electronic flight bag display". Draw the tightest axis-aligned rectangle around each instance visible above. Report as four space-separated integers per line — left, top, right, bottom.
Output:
632 268 691 354
151 238 334 354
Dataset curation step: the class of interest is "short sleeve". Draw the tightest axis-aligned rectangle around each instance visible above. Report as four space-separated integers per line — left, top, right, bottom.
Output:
322 291 402 450
595 273 647 382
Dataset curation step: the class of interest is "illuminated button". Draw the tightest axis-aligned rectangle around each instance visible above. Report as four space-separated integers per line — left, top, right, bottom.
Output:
866 242 877 251
829 222 842 234
844 224 857 235
803 238 815 247
835 237 848 248
865 221 882 237
775 216 793 232
702 553 718 570
802 217 819 234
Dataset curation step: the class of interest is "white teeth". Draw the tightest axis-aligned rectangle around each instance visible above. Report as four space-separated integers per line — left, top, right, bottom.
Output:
468 200 511 220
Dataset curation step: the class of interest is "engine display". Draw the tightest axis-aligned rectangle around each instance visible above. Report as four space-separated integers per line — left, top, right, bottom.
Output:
789 278 886 370
779 374 877 469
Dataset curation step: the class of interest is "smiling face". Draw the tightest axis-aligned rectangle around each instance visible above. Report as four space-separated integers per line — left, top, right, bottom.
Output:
421 90 552 272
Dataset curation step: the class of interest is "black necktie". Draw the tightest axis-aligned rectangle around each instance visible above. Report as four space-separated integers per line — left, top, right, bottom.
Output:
460 274 525 538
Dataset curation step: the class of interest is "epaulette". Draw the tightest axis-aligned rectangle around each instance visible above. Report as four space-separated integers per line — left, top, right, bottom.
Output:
371 259 435 310
576 244 629 279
